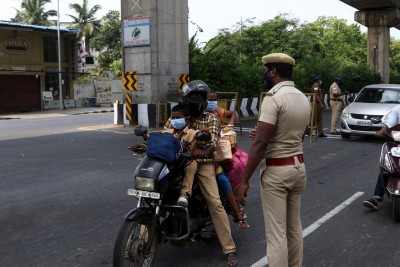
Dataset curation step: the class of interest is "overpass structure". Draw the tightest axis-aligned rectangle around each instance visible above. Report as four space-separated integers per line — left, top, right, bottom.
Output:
340 0 400 83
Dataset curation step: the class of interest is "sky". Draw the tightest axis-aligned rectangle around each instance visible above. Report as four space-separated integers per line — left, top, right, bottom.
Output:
1 0 400 42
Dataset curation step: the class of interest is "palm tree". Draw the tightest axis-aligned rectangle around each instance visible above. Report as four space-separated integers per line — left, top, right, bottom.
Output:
67 0 102 56
13 0 57 26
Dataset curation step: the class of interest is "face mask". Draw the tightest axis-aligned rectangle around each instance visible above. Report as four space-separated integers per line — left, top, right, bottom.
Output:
263 71 272 89
206 100 217 111
171 118 186 130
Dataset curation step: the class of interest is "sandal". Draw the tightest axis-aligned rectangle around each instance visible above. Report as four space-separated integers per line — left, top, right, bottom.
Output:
233 210 250 229
233 218 250 229
225 252 238 267
239 207 247 219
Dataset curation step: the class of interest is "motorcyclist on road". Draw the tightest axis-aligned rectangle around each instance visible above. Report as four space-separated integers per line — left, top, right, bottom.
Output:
363 105 400 210
164 80 238 267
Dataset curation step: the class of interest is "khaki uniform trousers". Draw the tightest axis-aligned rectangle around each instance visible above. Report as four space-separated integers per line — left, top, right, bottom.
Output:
308 103 323 134
184 160 236 255
181 160 197 196
330 100 342 133
260 158 307 267
315 106 323 134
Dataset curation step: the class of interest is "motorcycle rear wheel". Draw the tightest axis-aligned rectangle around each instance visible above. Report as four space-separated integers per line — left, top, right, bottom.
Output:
392 196 400 223
113 219 159 267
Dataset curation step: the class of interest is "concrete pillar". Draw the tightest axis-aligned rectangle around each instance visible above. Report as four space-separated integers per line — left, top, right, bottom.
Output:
355 8 400 83
120 0 189 104
120 0 189 127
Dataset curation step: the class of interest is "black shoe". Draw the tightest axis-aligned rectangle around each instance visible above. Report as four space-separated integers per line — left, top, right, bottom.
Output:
363 198 378 211
318 133 327 137
330 132 340 135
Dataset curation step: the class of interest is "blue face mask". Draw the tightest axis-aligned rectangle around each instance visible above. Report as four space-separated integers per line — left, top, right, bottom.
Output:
263 71 272 89
206 100 218 111
171 118 186 130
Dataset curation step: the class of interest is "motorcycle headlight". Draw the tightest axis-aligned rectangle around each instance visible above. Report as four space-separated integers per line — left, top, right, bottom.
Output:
135 177 155 191
341 107 349 118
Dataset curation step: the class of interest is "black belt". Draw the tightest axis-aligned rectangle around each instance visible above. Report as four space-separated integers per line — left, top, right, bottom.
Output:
331 99 342 102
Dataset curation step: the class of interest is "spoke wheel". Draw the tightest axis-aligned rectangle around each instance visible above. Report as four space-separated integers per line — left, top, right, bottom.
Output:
113 219 159 267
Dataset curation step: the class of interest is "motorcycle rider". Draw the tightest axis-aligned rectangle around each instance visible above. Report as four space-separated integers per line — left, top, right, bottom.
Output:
363 105 400 210
164 80 238 267
205 88 249 229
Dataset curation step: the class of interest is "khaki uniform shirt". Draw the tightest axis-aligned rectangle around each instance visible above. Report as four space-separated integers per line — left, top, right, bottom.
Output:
329 81 343 101
163 127 198 151
259 81 311 158
309 81 322 106
310 81 322 98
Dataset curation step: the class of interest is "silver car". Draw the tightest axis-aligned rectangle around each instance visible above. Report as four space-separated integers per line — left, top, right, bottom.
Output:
340 84 400 138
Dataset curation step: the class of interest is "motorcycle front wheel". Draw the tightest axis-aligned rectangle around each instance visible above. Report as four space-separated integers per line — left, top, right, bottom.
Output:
113 219 159 267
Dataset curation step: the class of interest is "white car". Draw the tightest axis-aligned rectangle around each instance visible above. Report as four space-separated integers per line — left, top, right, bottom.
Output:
340 84 400 138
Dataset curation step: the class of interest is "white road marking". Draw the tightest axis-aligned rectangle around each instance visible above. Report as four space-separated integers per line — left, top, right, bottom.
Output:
250 191 365 267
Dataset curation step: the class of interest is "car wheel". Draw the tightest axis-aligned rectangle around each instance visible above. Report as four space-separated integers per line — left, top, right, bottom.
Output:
341 132 351 138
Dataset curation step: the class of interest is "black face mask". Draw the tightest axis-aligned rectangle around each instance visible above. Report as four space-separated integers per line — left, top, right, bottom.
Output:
263 70 272 89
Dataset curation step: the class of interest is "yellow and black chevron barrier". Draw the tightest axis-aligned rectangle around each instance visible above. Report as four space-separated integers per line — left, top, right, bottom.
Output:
178 74 190 92
125 93 132 124
122 72 138 91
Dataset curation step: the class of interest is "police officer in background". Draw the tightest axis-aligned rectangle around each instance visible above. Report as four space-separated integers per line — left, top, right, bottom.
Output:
237 53 310 267
310 76 327 137
329 77 348 135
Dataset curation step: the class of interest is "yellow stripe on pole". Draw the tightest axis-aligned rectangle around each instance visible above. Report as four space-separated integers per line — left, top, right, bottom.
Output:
125 93 132 122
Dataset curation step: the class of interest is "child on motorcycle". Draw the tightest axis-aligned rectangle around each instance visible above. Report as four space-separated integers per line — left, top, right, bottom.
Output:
163 103 215 207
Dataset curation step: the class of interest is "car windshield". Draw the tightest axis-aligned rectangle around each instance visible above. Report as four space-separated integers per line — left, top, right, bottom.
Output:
354 88 400 103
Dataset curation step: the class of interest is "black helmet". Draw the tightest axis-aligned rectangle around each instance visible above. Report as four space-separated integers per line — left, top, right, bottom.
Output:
181 80 210 115
181 80 210 97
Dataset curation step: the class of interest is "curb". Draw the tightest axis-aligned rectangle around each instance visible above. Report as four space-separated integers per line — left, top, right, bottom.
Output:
0 108 114 120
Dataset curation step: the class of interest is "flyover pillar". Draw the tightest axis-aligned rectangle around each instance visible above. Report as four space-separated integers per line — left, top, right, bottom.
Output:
120 0 189 104
355 8 400 83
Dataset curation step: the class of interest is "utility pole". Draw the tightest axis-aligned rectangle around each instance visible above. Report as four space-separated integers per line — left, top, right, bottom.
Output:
57 0 63 110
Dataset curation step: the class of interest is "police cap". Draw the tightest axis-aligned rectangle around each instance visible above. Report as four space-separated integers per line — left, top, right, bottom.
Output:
262 53 295 66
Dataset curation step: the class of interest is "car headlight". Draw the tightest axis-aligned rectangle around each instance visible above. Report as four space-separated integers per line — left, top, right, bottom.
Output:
341 107 349 118
135 177 155 191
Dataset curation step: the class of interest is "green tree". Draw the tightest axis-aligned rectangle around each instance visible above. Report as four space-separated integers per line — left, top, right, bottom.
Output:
91 10 121 71
67 0 101 55
189 15 380 97
13 0 57 26
390 39 400 84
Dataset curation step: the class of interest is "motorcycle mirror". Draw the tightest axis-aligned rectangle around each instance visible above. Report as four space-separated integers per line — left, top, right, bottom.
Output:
371 117 382 124
134 127 148 137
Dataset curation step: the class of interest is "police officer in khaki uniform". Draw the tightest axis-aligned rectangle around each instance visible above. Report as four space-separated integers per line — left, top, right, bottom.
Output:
329 77 348 134
237 53 310 267
310 76 326 137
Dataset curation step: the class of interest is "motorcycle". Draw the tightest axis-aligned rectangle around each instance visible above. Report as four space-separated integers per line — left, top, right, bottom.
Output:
372 117 400 222
113 128 231 267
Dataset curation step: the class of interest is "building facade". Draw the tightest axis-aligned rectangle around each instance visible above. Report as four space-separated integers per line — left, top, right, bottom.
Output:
0 21 78 113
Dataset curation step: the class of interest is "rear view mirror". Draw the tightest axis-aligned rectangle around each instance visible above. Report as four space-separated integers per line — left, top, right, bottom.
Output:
134 127 148 137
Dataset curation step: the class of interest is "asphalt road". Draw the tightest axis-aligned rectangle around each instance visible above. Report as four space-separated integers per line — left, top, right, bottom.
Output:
0 111 399 267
